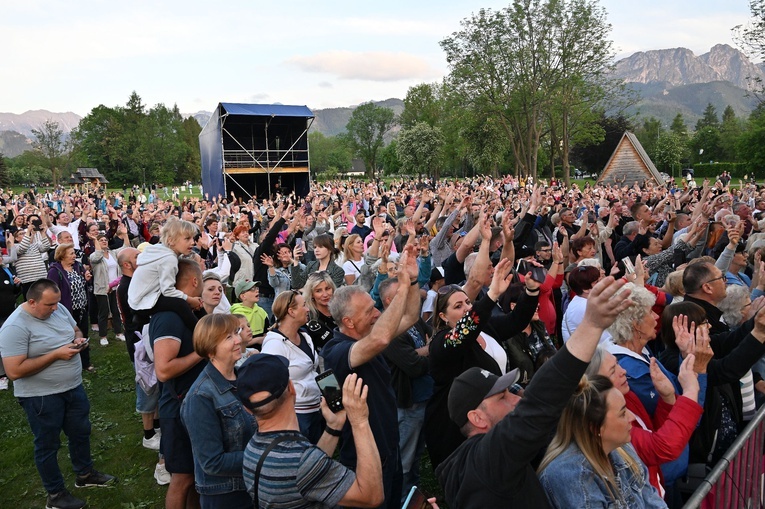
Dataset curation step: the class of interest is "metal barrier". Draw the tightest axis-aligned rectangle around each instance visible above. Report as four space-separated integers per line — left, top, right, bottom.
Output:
682 404 765 508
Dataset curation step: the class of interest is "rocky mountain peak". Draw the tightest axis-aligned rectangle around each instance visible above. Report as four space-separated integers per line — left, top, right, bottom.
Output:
614 45 765 90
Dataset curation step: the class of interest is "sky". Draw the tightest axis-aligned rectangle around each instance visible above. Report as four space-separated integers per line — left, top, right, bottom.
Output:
0 0 755 116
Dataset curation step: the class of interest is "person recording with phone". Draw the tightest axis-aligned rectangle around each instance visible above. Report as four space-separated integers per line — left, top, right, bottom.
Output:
239 357 384 508
12 214 51 299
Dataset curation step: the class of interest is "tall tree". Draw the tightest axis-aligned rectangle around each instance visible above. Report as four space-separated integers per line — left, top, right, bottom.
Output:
344 102 396 178
719 105 742 162
570 112 633 174
441 0 617 181
396 122 445 179
31 119 65 186
400 83 442 128
734 0 765 100
738 104 765 170
309 132 352 173
0 152 10 188
695 103 720 131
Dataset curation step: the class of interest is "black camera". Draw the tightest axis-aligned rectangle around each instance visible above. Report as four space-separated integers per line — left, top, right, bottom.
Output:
32 219 43 231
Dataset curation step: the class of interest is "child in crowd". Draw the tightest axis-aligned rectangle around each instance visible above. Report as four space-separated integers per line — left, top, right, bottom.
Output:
230 280 270 340
128 219 202 329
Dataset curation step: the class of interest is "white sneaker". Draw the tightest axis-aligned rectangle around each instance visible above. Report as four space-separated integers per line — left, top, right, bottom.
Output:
0 377 8 390
91 324 98 332
99 338 109 346
115 333 126 342
143 433 161 451
154 462 171 485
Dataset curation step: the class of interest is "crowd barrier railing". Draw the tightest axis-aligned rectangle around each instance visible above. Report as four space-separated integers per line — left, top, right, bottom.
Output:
682 404 765 508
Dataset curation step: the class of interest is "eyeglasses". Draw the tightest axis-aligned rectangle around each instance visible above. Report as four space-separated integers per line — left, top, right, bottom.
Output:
703 275 725 285
438 284 463 295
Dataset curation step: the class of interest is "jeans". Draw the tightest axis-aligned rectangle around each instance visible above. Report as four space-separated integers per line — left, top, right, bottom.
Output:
397 402 427 502
297 411 324 444
18 385 93 494
258 296 274 322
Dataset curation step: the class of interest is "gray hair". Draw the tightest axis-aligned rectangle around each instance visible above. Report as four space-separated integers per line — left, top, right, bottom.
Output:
463 252 479 279
718 285 751 327
377 277 399 307
607 283 657 345
329 285 369 324
622 221 639 237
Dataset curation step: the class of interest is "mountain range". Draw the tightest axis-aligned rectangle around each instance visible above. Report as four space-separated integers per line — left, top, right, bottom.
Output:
1 44 761 158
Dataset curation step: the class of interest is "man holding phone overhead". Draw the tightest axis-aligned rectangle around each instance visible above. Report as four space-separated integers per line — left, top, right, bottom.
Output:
322 245 423 509
0 279 115 509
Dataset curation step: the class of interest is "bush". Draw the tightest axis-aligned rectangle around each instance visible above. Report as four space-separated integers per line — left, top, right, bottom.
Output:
691 162 747 178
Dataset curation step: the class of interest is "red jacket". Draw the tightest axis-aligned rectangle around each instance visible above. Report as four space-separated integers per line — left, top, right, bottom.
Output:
625 390 703 494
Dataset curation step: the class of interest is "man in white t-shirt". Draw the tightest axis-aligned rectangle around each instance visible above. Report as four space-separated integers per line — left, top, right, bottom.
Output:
49 211 83 250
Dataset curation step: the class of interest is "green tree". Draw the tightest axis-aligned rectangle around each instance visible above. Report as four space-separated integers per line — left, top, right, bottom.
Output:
343 102 396 178
695 103 720 131
31 119 65 186
400 83 442 128
460 113 509 177
734 0 765 100
654 132 687 177
719 105 743 162
670 113 688 137
396 122 445 179
0 152 10 188
441 0 617 181
570 112 633 174
634 117 664 160
309 132 352 173
738 104 765 170
379 141 402 176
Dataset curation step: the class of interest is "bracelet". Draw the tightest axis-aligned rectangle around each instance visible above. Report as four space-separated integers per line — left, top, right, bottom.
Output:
410 280 419 286
324 426 342 437
526 288 540 295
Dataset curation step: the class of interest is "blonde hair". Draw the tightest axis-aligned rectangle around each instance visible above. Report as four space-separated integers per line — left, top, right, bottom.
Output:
302 271 336 321
343 233 362 261
193 313 241 358
160 218 198 248
538 375 643 504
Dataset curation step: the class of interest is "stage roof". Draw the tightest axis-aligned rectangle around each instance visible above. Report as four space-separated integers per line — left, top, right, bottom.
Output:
219 103 314 118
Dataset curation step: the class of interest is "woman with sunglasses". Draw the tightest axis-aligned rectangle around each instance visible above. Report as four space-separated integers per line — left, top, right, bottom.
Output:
424 221 541 468
180 314 257 509
260 290 323 443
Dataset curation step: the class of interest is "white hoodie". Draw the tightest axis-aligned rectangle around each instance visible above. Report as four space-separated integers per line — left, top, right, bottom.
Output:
127 243 187 310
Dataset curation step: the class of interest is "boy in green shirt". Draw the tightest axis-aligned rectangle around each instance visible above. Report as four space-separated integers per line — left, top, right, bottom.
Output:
230 280 269 338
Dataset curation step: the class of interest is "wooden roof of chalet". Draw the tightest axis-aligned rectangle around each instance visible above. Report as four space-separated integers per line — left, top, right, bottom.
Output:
597 132 665 187
69 168 109 184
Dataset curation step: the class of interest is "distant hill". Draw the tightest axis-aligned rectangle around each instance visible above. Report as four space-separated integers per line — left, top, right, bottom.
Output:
614 44 763 126
0 130 32 157
0 110 81 139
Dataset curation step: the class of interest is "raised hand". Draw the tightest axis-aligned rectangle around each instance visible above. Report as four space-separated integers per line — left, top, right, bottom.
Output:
676 354 700 401
672 314 694 357
488 258 514 301
581 277 632 331
342 373 370 427
260 253 274 267
692 324 714 374
650 357 676 404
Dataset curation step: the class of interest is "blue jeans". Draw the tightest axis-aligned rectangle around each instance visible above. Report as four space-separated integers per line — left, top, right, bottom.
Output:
397 402 427 502
18 385 93 494
258 296 274 322
297 410 324 444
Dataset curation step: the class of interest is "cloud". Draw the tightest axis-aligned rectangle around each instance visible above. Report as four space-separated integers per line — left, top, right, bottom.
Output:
318 81 333 88
249 93 270 102
287 51 439 82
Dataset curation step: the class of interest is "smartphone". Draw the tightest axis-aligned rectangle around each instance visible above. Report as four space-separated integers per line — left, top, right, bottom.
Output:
315 369 343 412
71 338 89 350
296 237 304 250
622 257 635 275
530 266 547 284
402 486 428 509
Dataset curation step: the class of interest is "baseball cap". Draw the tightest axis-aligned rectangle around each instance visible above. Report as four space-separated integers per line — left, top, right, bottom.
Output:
234 279 260 298
430 267 445 285
448 367 520 428
236 354 290 409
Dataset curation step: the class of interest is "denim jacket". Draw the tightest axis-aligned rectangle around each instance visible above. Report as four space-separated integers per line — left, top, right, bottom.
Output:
540 443 667 509
181 362 257 495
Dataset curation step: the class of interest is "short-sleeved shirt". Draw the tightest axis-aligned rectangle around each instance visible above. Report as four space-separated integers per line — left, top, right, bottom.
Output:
149 310 206 418
321 330 399 465
0 305 79 397
242 430 355 508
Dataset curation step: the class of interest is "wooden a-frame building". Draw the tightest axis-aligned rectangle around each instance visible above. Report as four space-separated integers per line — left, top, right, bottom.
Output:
598 132 666 187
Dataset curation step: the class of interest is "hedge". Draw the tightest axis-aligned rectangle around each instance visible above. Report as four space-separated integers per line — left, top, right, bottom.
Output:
691 162 748 179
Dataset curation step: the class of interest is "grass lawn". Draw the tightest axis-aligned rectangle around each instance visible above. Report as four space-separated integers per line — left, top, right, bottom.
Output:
0 328 167 509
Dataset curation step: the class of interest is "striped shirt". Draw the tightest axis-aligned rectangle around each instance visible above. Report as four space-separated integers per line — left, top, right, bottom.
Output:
242 430 355 508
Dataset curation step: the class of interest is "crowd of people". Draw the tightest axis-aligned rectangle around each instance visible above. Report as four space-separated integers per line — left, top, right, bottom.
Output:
2 172 765 508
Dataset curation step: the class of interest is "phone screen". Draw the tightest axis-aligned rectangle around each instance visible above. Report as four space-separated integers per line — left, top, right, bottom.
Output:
316 370 343 412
